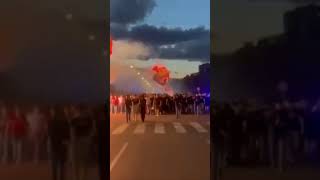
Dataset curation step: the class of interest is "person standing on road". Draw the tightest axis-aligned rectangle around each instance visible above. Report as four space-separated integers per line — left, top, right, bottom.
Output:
26 105 45 164
159 95 164 115
150 95 155 115
70 105 94 180
274 101 290 172
119 95 124 114
174 94 182 119
114 96 119 114
0 103 8 163
146 95 151 115
266 107 277 167
125 95 132 123
132 96 140 121
94 104 107 180
306 100 320 163
7 106 27 164
111 95 115 114
155 95 161 117
205 94 210 113
187 95 193 114
195 95 201 116
212 104 230 180
140 95 147 122
48 106 69 180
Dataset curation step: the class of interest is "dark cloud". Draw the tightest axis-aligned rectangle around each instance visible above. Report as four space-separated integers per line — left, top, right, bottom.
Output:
111 24 209 45
129 25 209 46
111 0 156 24
109 0 209 61
111 24 210 61
110 23 130 39
157 38 210 61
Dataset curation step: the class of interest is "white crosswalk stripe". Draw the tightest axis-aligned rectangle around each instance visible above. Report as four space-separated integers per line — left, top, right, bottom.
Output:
190 122 208 133
134 124 146 134
112 124 129 135
154 123 165 134
111 122 209 135
173 122 186 133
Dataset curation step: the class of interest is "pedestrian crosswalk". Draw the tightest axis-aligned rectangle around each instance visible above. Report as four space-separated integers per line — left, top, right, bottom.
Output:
111 122 210 135
190 122 208 133
112 124 129 135
155 123 165 134
133 124 146 134
173 122 187 134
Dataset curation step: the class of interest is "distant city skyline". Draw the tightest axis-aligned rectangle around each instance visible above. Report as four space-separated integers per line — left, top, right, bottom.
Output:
213 0 313 53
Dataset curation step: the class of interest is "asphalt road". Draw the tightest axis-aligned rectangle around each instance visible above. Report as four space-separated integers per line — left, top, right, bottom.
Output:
110 114 211 180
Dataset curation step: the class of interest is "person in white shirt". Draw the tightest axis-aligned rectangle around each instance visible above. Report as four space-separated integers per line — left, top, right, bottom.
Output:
119 96 125 114
146 96 151 115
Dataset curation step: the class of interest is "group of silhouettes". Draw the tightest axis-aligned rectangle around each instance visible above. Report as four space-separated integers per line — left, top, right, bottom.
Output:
0 102 106 180
110 93 210 122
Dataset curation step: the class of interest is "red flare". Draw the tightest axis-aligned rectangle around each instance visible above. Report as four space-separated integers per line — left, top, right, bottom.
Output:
152 65 170 86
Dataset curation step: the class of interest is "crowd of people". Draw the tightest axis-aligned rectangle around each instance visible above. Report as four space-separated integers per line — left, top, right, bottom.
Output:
0 102 105 180
212 98 320 178
110 93 210 122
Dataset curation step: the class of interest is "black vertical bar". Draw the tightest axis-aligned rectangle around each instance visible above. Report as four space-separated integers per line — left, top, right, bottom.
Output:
210 0 214 180
98 0 109 179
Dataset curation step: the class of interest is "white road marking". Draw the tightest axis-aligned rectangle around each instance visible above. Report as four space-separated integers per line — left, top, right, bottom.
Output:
190 122 208 133
155 123 165 134
134 124 146 134
112 124 129 135
110 142 128 172
172 122 186 133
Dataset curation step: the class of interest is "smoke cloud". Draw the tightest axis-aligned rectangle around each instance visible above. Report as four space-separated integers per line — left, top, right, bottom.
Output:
110 40 153 93
111 40 152 62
